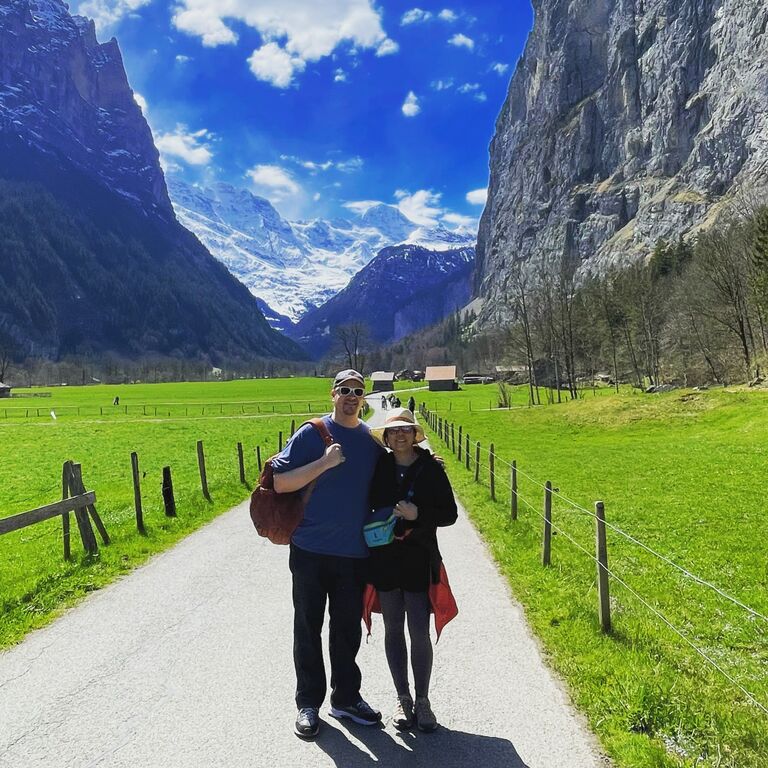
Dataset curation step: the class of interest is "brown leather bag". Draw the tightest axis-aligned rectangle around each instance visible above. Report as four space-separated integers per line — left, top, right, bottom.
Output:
249 418 334 544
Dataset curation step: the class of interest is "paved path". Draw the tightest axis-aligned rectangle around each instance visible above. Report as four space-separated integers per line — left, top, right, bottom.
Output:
0 397 605 768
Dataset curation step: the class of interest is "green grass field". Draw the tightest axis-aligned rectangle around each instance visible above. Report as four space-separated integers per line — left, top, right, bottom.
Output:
0 378 343 648
417 384 768 768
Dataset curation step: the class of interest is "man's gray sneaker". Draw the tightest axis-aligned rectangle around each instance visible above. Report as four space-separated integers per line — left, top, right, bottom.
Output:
294 707 320 739
329 699 382 725
414 697 438 732
392 695 414 730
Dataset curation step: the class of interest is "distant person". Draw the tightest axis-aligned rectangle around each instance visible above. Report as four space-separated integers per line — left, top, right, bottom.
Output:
381 394 387 410
393 396 401 408
407 396 416 413
272 370 383 740
113 396 120 406
364 408 458 732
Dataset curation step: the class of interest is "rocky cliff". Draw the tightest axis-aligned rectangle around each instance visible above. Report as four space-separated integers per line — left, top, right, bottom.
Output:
0 0 171 218
476 0 768 324
0 0 305 362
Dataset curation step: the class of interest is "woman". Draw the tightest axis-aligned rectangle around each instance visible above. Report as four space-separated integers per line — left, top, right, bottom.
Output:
365 408 458 732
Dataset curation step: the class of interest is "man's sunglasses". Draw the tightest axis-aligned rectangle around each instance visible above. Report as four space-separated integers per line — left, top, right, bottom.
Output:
336 386 365 397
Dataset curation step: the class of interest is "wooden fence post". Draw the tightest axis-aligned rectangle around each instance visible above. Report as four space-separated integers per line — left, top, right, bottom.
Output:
256 446 262 473
290 419 296 437
511 460 518 520
451 423 456 454
162 466 176 517
474 441 480 482
489 443 495 501
197 440 211 501
465 433 470 470
595 501 612 633
72 463 109 545
131 452 145 534
61 462 71 560
542 481 552 566
457 425 463 461
278 431 283 452
64 462 97 554
237 442 246 485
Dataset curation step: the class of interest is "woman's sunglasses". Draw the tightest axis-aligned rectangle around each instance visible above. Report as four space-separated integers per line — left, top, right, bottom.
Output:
386 426 415 434
336 386 365 397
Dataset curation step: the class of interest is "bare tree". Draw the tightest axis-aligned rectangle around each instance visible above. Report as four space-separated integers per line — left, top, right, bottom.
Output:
334 323 369 372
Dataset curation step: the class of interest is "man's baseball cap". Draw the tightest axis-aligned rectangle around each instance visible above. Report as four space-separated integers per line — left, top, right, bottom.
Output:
333 369 365 388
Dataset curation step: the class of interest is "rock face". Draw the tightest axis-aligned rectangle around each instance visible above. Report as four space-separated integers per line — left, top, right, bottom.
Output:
476 0 768 324
0 0 171 217
290 244 475 359
0 0 305 362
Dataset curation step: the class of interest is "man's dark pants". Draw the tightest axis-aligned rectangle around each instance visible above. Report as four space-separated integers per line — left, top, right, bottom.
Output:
289 544 367 709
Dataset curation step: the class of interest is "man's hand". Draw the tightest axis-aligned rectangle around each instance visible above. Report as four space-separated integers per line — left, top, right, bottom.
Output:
324 443 345 468
394 500 418 520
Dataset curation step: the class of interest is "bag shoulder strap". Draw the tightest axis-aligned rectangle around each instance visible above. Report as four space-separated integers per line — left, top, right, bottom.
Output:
306 417 334 447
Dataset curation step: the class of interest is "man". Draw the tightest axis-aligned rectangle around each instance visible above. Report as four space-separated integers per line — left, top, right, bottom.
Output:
407 395 416 413
272 370 384 739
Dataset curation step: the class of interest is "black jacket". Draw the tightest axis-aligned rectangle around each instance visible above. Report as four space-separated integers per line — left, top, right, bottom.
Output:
367 447 457 592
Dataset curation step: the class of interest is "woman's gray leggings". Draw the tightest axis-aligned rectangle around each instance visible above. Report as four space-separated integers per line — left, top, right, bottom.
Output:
378 588 433 698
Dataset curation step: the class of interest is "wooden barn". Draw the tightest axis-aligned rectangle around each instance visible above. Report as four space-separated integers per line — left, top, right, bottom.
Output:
370 371 395 392
425 365 458 392
0 382 10 398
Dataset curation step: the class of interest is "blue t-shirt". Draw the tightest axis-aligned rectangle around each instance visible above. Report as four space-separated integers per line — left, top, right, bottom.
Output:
271 416 383 558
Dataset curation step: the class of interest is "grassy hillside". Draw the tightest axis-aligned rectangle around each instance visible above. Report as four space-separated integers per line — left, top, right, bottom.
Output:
417 384 768 768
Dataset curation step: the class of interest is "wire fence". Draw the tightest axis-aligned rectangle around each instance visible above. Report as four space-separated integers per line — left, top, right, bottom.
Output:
419 404 768 717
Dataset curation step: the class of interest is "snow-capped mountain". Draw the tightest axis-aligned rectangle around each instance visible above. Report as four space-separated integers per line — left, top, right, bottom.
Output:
168 179 476 325
290 243 476 359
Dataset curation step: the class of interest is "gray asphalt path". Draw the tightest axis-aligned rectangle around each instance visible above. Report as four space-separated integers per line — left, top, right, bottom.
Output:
0 397 605 768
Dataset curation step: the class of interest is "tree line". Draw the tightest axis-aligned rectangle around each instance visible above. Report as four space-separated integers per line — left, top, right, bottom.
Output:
365 203 768 394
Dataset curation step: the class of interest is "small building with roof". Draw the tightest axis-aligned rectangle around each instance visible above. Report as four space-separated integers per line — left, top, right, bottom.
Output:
0 382 11 398
425 365 458 391
370 371 396 392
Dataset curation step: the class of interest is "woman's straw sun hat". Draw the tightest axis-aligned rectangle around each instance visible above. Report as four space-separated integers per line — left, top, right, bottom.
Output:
372 407 426 445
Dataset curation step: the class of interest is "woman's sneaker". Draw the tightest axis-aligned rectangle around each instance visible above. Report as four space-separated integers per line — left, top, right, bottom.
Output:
329 699 382 725
414 697 438 732
392 695 414 730
294 707 320 739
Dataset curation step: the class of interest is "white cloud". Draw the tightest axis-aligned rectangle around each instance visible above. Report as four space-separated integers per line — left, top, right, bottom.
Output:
402 91 421 117
313 192 321 202
280 155 363 173
246 165 301 201
74 0 151 31
173 0 389 87
133 91 147 112
431 78 454 91
448 33 474 50
438 9 458 22
466 188 488 205
401 8 432 25
334 68 348 82
458 82 487 101
492 62 509 75
442 212 478 230
155 125 213 166
395 189 442 226
376 38 399 56
248 42 306 88
343 200 385 215
175 54 192 64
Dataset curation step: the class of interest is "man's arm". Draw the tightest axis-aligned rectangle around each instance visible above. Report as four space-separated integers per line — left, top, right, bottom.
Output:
273 442 345 493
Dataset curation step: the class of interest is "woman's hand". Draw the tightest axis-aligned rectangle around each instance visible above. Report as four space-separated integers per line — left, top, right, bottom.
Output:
394 500 418 520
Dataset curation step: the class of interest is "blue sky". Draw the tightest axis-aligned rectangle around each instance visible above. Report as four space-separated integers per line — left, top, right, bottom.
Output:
74 0 533 226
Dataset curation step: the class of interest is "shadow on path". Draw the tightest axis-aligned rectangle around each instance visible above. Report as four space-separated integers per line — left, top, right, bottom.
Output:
315 718 531 768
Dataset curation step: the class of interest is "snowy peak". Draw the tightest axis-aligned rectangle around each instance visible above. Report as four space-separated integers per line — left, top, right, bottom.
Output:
168 180 477 326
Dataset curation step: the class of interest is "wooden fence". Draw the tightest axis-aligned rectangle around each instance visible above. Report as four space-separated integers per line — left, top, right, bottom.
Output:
420 404 612 632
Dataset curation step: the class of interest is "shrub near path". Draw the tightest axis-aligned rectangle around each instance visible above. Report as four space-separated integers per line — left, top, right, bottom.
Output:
419 385 768 768
0 378 336 649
